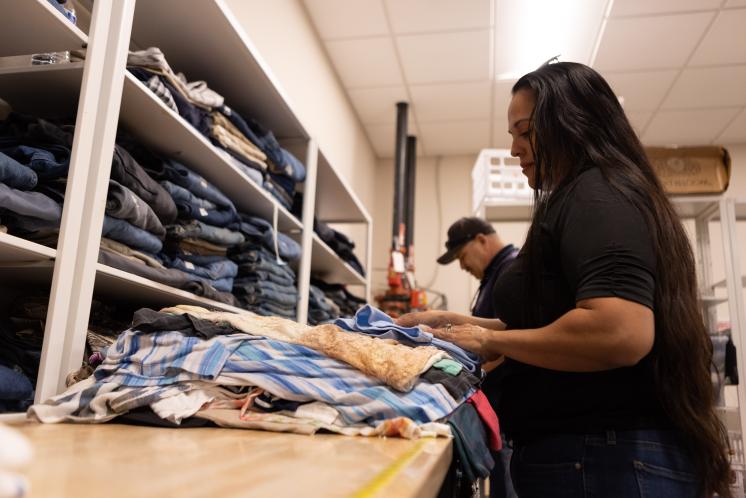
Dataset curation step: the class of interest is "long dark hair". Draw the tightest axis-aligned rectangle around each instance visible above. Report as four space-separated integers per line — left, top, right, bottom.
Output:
512 61 731 497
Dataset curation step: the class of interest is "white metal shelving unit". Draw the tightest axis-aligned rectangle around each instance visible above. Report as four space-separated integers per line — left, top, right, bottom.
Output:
473 150 746 495
0 0 372 406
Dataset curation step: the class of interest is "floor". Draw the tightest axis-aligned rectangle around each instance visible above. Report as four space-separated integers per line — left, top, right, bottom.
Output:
12 422 452 498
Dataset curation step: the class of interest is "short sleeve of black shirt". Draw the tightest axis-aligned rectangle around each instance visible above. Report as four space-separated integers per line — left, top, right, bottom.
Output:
552 167 656 309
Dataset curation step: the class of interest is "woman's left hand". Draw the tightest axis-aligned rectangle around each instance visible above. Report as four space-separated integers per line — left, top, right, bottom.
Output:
431 323 500 361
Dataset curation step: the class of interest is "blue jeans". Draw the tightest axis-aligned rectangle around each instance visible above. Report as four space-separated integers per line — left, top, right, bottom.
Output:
160 180 217 210
162 159 234 210
234 282 298 308
509 430 700 498
2 144 70 181
0 150 37 190
237 259 295 281
102 215 163 254
167 219 244 246
164 256 237 281
0 183 62 222
231 215 302 263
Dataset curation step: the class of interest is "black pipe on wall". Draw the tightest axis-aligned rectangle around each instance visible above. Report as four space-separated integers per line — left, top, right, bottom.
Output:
391 102 408 251
404 135 417 257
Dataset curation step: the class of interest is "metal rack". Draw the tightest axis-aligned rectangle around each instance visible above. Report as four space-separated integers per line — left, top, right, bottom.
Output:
0 0 372 404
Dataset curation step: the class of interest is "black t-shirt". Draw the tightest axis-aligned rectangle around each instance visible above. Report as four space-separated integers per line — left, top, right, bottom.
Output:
492 167 671 440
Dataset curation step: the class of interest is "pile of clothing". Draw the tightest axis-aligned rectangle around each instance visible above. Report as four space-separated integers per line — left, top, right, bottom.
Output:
0 114 70 246
30 304 495 492
228 215 302 319
122 47 306 209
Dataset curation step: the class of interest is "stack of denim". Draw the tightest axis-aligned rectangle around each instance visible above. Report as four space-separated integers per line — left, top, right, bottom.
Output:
0 114 72 246
124 47 306 213
311 278 367 318
229 245 298 319
151 160 243 302
307 284 340 325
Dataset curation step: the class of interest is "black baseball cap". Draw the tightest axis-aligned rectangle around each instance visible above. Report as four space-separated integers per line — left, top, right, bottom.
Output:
437 217 495 265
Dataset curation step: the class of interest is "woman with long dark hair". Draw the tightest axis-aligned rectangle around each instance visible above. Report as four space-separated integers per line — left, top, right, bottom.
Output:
398 61 732 497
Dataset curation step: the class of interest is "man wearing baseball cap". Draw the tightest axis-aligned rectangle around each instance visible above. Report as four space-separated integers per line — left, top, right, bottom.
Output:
437 216 519 498
437 217 518 319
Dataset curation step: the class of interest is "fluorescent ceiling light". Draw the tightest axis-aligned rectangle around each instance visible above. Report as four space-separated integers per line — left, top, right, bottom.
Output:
494 0 611 81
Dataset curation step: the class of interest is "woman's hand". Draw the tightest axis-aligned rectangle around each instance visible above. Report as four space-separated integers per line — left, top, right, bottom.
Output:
430 323 501 362
396 310 459 329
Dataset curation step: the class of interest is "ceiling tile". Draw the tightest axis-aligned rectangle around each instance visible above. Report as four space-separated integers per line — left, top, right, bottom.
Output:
610 0 722 17
690 9 746 66
662 66 746 109
594 12 714 71
410 82 491 122
716 108 746 144
325 37 403 88
625 111 654 136
366 122 421 158
384 0 491 34
419 120 490 156
303 0 388 40
396 30 491 84
642 108 740 145
604 70 678 111
347 86 409 124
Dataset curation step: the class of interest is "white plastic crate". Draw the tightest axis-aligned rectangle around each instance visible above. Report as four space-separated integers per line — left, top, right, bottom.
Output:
472 149 532 214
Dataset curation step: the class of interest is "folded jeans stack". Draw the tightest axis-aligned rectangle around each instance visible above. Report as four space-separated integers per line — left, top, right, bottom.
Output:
307 285 340 325
230 244 298 319
311 278 366 318
0 114 72 246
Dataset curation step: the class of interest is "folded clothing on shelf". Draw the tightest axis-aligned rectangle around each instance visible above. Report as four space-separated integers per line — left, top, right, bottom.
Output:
311 278 367 318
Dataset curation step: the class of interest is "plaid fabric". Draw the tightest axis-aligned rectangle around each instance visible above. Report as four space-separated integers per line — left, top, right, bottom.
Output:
145 74 178 113
30 329 464 426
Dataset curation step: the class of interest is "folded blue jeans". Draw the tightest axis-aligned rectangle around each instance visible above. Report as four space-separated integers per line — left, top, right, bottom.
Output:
160 180 217 210
231 215 301 263
234 283 298 308
0 183 62 222
241 301 297 319
237 259 295 282
0 151 37 190
2 144 70 181
164 255 238 281
162 159 235 210
107 179 165 238
234 269 294 287
102 215 163 254
233 278 297 296
167 219 244 246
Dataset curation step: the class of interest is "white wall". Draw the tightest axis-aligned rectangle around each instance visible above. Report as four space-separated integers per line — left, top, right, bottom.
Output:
223 0 377 214
375 144 746 316
373 155 478 313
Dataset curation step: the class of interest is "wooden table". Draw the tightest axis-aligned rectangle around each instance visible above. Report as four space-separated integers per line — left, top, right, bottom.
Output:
13 422 452 498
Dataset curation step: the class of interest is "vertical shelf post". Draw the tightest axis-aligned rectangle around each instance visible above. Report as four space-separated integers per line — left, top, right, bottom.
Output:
722 198 746 439
296 139 318 324
366 218 373 304
35 0 136 401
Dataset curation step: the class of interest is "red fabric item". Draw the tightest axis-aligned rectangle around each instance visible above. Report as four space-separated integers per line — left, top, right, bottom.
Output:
467 389 502 451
